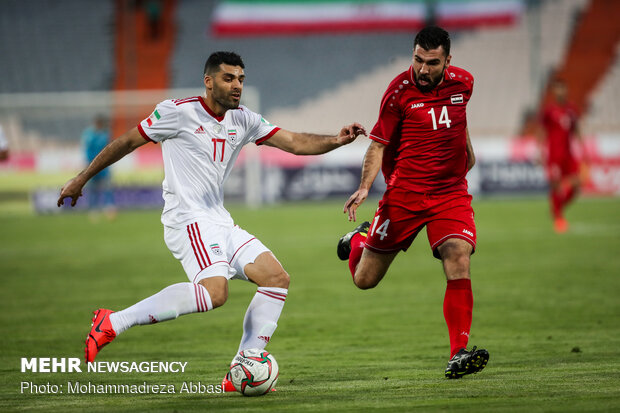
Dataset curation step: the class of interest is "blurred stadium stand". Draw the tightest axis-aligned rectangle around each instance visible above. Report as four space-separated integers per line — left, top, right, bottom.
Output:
586 44 620 134
0 0 619 202
173 0 417 116
0 0 114 93
268 0 591 137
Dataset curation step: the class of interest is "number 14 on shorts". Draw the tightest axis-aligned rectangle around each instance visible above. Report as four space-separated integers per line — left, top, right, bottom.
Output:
371 216 390 240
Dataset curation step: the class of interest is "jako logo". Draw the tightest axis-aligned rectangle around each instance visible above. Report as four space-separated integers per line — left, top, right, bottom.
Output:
21 358 82 373
411 103 425 109
258 336 271 343
462 229 474 236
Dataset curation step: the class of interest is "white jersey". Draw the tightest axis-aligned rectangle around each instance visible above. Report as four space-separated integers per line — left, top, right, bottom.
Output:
138 96 280 228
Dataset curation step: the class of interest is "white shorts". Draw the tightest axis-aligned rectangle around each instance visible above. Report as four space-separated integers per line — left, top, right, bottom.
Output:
164 220 270 283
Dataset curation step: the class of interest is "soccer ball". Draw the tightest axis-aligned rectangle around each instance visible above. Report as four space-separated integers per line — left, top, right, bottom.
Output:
228 349 279 396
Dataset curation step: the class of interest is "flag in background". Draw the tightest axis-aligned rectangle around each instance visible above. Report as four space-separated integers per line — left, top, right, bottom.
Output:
211 0 523 37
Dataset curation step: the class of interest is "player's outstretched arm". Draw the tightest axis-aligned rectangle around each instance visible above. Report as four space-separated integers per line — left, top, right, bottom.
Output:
57 127 147 207
263 123 366 155
344 140 385 222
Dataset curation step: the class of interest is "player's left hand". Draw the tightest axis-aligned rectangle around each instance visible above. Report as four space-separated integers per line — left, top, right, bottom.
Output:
336 123 366 146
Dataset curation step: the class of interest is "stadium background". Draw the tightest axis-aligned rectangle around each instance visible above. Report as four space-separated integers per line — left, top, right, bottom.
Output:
0 1 619 412
1 0 619 208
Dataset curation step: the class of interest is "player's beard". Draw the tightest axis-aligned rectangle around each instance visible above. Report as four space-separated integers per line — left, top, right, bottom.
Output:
415 65 446 92
212 84 241 110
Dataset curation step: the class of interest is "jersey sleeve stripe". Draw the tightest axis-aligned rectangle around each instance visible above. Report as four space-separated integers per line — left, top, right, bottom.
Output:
369 133 389 144
255 127 281 145
174 96 200 106
137 123 156 143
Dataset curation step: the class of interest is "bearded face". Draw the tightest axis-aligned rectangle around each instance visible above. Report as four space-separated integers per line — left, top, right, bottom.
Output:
412 45 450 93
205 64 244 111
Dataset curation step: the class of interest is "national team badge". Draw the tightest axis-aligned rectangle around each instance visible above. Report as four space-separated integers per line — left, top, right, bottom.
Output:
145 109 161 126
451 94 464 104
210 243 223 256
228 129 237 144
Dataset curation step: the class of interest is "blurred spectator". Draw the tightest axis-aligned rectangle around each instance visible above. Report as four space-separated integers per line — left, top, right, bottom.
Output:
146 0 163 40
82 115 116 219
538 79 585 233
0 124 9 161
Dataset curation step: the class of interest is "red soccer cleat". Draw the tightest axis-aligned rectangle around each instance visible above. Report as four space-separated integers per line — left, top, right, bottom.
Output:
222 372 237 392
85 309 117 363
554 217 569 234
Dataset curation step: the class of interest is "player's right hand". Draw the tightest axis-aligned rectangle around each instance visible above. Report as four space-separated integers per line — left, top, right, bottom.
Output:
343 188 369 222
57 176 85 207
336 123 366 146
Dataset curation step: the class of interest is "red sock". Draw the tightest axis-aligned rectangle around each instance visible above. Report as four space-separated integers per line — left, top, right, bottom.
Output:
347 232 366 280
551 189 563 219
443 278 473 358
563 186 577 206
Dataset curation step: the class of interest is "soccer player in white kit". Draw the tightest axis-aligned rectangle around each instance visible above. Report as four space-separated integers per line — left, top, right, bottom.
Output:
58 52 366 390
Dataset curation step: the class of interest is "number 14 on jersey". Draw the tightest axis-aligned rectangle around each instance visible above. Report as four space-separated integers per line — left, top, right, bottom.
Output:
428 106 451 130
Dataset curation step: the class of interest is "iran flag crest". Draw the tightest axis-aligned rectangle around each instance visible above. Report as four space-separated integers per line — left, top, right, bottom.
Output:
210 243 223 256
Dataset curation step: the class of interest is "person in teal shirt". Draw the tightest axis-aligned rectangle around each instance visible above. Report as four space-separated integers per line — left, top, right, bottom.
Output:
82 115 116 216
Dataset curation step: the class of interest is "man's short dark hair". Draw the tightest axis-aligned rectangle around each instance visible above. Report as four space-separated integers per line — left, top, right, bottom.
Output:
414 26 451 56
204 51 245 75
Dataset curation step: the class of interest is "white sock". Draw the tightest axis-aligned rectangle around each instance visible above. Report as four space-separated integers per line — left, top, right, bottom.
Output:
238 287 288 351
109 282 212 335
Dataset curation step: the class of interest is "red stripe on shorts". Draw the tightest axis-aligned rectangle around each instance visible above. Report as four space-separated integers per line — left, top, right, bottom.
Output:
193 223 212 266
187 224 206 270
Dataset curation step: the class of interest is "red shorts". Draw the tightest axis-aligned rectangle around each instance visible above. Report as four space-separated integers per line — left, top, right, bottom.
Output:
365 187 476 259
546 153 579 182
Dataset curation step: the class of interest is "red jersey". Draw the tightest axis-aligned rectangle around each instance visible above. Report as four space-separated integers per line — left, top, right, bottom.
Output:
370 65 473 194
541 101 579 161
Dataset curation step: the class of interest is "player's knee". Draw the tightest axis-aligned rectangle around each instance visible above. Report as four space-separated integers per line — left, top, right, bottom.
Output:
439 240 472 278
447 255 471 278
353 271 380 290
199 279 228 309
439 240 471 261
268 269 290 289
208 287 228 308
255 268 290 289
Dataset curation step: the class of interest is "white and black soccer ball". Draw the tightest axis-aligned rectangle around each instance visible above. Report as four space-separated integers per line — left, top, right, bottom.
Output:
229 349 279 396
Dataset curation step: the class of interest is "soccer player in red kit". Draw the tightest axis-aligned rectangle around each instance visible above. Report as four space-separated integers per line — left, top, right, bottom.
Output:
337 26 489 379
539 78 584 233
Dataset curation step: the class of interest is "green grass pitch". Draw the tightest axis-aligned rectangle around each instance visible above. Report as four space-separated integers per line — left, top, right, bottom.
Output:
1 196 619 412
